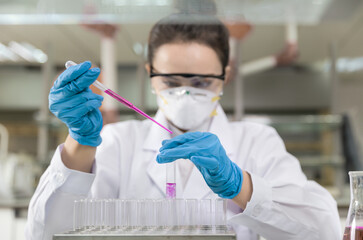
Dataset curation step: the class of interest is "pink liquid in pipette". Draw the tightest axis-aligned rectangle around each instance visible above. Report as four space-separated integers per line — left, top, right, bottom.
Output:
104 89 172 134
166 183 176 199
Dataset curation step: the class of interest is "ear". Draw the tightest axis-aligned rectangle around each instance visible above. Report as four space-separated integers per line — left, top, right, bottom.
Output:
145 63 151 75
224 65 231 85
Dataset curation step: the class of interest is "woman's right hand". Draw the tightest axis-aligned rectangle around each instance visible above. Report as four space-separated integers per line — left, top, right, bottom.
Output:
49 61 104 147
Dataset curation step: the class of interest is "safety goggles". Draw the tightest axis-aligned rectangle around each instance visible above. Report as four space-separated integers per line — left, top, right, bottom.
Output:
150 65 225 93
158 86 222 103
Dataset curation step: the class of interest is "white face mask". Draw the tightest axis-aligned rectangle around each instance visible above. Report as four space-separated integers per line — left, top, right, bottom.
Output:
156 86 221 130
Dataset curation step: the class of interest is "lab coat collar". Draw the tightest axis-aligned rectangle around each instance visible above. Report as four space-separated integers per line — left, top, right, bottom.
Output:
208 104 235 156
144 105 235 199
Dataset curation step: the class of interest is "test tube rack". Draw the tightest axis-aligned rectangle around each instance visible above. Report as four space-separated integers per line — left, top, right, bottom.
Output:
53 227 236 240
54 198 235 239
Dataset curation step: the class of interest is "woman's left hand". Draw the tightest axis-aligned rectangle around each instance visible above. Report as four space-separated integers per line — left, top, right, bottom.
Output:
157 132 243 199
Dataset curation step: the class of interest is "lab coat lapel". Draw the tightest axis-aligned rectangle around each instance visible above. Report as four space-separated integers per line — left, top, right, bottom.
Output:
209 105 235 157
183 105 235 199
143 110 171 151
144 110 171 197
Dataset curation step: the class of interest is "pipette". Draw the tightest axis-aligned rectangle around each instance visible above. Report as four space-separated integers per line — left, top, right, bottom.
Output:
65 61 172 134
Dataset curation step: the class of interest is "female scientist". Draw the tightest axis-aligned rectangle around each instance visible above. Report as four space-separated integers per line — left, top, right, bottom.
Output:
26 14 341 240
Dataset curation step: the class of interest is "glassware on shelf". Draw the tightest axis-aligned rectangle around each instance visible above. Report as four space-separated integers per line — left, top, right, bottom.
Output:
343 171 363 240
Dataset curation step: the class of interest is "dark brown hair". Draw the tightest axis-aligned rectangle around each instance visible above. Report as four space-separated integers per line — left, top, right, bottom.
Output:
147 14 230 69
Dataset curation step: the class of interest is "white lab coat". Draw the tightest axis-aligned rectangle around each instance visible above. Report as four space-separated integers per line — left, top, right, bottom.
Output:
25 105 341 240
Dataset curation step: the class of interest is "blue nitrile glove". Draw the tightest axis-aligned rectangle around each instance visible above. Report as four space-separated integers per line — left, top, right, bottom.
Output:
49 61 104 147
157 132 243 199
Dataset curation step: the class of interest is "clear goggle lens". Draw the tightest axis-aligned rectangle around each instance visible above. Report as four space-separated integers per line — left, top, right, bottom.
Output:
159 86 222 103
152 76 223 94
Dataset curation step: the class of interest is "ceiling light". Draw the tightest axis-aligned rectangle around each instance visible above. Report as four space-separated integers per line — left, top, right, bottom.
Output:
21 42 48 63
0 42 20 61
8 41 36 62
0 41 48 63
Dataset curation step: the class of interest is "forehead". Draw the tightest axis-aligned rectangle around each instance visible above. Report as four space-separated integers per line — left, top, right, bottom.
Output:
152 42 222 74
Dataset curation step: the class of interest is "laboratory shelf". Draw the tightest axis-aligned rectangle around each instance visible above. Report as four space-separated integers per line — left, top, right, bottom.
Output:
243 114 342 134
298 155 344 168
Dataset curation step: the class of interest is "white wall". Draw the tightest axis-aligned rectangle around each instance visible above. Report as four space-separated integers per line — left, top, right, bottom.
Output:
0 67 43 109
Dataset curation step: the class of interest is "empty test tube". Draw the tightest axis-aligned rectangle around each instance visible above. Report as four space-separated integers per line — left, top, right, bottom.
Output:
185 199 198 229
115 199 124 230
73 200 82 231
104 199 116 231
154 199 168 229
73 198 227 232
124 200 138 229
199 199 212 230
215 198 227 230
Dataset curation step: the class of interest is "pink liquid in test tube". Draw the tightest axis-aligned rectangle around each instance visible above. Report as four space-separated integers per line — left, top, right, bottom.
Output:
166 162 176 199
166 183 176 199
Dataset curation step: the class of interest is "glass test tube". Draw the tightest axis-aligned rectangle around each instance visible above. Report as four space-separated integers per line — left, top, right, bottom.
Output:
215 198 227 230
185 199 198 229
115 199 124 230
94 199 104 231
104 199 116 231
137 200 145 230
86 199 95 230
174 199 186 228
84 199 102 231
200 199 212 230
73 200 82 231
137 199 156 230
125 200 138 230
166 162 176 199
166 199 177 228
155 199 168 229
147 200 157 229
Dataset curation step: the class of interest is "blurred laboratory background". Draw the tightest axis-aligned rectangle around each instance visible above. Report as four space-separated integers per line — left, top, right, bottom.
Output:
0 0 362 239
